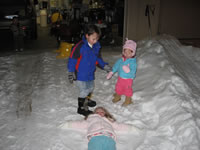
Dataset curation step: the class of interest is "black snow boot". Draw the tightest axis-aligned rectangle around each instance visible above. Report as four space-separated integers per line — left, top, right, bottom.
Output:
86 93 96 107
77 97 93 116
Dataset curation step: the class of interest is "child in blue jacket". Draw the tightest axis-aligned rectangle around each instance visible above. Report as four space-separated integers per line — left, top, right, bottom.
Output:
67 25 111 116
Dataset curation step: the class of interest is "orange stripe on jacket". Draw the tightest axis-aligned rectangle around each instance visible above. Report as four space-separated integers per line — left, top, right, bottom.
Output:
75 55 82 71
69 40 82 58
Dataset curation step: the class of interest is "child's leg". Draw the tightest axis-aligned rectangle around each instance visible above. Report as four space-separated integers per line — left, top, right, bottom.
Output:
122 96 133 106
115 77 125 96
88 136 116 150
76 81 93 116
112 78 123 103
122 79 133 106
85 80 96 107
115 77 133 106
76 81 90 98
112 93 121 103
19 35 24 51
13 36 18 51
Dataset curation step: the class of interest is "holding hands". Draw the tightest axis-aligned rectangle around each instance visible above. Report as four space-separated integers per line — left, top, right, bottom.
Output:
106 63 130 80
107 72 113 80
59 122 72 129
104 65 112 73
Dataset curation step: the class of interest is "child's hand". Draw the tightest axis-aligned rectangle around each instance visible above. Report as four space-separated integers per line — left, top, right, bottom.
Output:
122 64 130 73
104 65 112 73
107 72 113 80
59 122 71 129
68 72 76 83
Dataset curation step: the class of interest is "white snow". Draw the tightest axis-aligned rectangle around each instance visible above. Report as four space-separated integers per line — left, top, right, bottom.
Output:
0 34 200 150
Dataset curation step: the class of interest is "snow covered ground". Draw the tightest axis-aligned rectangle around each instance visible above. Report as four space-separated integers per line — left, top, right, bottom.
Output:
0 35 200 150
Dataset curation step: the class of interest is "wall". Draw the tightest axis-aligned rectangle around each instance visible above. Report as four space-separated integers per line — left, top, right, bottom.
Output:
124 0 200 41
158 0 200 39
124 0 160 41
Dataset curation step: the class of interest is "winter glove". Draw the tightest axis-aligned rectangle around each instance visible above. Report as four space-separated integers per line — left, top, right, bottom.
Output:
104 65 112 73
68 72 76 84
107 72 113 80
122 64 130 73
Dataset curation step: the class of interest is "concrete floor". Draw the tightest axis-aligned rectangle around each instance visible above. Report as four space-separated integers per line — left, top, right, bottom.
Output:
0 24 123 56
26 25 57 50
4 24 199 56
0 26 56 52
31 25 123 53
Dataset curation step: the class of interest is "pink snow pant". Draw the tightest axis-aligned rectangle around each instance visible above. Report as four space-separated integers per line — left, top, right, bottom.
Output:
115 77 133 97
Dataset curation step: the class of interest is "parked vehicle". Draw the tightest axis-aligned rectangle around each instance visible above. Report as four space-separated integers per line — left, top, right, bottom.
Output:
0 0 37 40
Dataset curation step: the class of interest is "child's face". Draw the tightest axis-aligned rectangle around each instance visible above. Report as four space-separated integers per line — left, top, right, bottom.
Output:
123 48 135 58
95 108 105 117
86 32 99 46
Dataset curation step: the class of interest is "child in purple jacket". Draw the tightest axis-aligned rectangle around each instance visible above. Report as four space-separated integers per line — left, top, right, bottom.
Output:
59 106 140 150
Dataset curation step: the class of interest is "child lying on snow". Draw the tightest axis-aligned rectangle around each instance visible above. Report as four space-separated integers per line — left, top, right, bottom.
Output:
59 106 141 150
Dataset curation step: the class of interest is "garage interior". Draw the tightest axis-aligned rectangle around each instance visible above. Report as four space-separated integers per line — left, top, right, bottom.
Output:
33 0 124 47
1 0 200 52
34 0 200 47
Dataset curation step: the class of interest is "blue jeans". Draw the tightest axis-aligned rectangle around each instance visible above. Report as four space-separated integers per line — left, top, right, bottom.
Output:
88 136 116 150
76 80 94 98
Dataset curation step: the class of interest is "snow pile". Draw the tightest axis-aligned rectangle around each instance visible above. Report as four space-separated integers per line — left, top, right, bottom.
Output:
0 35 200 150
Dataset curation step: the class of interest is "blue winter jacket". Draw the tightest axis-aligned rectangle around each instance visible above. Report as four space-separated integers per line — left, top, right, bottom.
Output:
67 36 107 81
112 57 137 79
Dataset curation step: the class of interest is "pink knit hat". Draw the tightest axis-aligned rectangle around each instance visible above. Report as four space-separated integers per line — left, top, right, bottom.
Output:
122 38 137 57
123 38 137 51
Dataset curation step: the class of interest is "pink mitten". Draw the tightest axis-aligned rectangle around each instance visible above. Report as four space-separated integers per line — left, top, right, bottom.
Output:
107 72 113 80
122 64 130 73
